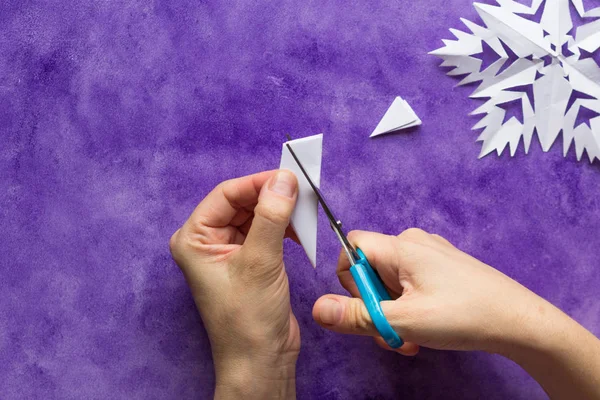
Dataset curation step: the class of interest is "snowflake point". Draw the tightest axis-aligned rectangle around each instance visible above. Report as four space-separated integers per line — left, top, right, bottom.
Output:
433 0 600 162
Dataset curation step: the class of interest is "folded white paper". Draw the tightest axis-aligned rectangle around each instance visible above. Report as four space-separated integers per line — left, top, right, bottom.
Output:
280 134 323 268
370 96 422 137
431 0 600 162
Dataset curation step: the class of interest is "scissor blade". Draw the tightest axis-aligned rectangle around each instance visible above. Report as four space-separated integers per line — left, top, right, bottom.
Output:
284 136 359 264
284 138 337 225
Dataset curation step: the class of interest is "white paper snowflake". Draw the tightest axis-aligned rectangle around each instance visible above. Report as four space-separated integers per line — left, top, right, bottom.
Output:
431 0 600 162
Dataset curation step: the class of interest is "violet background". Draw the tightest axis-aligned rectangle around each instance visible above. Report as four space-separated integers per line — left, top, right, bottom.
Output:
1 0 599 399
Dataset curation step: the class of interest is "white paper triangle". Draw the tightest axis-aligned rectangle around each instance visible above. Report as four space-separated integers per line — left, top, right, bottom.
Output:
370 96 422 137
280 134 323 268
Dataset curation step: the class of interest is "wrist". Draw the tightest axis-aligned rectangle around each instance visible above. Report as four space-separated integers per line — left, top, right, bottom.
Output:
490 295 573 360
214 351 297 400
489 297 600 398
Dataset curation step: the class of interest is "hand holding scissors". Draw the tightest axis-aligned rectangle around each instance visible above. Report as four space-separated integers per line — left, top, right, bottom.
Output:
285 138 404 348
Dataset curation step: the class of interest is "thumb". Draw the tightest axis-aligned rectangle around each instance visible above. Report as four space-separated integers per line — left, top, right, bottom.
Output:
313 294 419 356
313 294 410 337
313 294 417 355
244 170 298 256
313 294 377 336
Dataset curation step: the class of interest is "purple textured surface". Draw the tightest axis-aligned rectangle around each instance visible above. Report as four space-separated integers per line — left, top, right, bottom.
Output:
1 0 599 399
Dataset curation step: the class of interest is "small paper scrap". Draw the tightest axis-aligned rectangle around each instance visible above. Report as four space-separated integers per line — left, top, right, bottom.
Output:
370 96 422 137
280 134 323 268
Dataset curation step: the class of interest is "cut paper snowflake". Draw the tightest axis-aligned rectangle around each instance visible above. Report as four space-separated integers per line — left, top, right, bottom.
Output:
431 0 600 162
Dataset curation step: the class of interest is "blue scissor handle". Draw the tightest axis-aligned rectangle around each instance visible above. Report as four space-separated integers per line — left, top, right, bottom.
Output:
349 248 403 349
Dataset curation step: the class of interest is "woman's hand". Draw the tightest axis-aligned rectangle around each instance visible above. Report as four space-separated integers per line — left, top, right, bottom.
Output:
312 228 557 356
170 170 299 400
312 229 600 399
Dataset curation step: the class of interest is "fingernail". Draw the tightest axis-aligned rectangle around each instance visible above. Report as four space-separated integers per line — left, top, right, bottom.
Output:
269 171 296 198
320 299 343 325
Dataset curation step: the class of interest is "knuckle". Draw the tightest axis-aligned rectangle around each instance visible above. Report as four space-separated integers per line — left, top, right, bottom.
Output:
188 214 209 235
254 202 289 226
178 229 198 249
169 228 193 268
215 180 230 193
169 227 209 259
347 230 360 242
347 230 367 246
221 179 242 206
394 238 421 264
169 229 182 256
169 230 179 250
348 300 372 331
398 228 429 243
431 233 453 246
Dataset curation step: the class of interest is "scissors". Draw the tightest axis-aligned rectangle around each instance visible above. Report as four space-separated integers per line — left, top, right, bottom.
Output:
285 136 404 349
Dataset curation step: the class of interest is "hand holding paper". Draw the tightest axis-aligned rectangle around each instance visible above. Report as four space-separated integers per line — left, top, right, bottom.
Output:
169 173 600 399
169 171 300 399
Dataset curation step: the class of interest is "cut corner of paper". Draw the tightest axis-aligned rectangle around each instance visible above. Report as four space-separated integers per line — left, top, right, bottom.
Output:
279 134 323 268
432 0 600 163
370 96 422 138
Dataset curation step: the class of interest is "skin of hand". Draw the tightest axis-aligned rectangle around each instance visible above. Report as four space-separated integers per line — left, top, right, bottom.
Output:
312 229 600 399
169 170 300 400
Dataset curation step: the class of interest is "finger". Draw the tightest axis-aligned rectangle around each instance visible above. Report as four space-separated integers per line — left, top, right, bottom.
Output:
244 170 298 257
312 294 407 339
373 336 420 356
336 231 398 274
231 228 247 246
313 294 377 335
187 170 276 230
336 266 401 306
333 244 361 297
237 217 254 238
229 206 255 228
236 219 300 244
338 230 406 295
337 268 360 298
234 216 300 246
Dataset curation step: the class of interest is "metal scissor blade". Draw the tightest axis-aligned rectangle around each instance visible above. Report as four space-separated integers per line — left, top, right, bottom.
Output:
284 135 359 264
